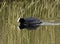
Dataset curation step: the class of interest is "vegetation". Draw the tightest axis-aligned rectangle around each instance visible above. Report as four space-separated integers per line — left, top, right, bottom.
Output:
0 0 60 44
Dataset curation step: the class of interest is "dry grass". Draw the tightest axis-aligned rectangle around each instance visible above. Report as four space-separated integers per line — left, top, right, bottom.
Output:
0 0 60 44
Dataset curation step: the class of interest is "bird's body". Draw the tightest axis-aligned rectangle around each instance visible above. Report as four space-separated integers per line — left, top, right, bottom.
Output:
24 17 42 24
17 17 42 29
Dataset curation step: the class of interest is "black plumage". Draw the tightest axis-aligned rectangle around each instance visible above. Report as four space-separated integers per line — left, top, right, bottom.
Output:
18 17 42 30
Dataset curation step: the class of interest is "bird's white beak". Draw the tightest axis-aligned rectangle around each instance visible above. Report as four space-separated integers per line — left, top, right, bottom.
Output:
17 18 20 22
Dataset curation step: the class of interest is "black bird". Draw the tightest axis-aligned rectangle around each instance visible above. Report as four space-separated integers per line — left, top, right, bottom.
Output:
17 17 60 30
17 17 42 30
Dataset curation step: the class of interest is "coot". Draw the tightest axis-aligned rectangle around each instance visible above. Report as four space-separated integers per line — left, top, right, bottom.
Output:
17 17 42 30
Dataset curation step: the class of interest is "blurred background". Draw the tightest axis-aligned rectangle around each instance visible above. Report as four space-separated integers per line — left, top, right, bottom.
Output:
0 0 60 44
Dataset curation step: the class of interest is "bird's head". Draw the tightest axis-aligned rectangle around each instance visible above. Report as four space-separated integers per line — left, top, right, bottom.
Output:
19 18 25 24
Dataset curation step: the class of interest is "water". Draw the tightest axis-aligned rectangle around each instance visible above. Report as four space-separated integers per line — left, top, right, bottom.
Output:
39 22 60 25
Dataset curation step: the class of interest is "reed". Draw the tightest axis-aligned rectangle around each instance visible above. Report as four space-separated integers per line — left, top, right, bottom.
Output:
0 0 60 44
